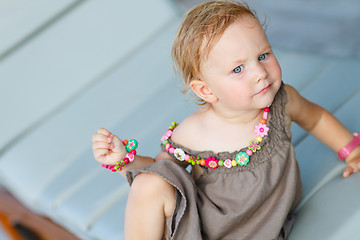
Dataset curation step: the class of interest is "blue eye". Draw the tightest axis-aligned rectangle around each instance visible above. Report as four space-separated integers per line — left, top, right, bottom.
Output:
258 53 267 61
233 65 244 73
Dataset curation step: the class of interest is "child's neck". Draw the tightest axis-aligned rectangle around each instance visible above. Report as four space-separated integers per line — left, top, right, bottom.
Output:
206 103 263 126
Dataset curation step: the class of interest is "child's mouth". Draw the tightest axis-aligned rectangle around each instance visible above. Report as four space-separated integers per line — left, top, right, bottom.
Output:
256 84 271 95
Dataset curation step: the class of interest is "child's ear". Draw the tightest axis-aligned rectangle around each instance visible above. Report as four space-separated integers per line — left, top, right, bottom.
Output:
190 80 218 103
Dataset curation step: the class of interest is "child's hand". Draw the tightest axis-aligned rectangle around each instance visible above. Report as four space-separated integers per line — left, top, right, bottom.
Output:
92 128 126 165
343 153 360 178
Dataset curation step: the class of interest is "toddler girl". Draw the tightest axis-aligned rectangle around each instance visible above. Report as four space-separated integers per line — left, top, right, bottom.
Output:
92 1 360 239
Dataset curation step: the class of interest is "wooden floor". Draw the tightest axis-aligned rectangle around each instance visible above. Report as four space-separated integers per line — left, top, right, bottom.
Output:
0 186 81 240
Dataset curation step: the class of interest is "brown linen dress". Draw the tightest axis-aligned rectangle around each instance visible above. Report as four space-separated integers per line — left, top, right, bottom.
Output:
127 84 302 240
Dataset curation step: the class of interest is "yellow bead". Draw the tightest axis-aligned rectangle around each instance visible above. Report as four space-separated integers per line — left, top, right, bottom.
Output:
231 160 237 166
256 136 263 142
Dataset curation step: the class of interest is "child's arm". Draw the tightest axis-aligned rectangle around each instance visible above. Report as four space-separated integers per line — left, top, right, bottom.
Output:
285 84 360 178
92 128 186 177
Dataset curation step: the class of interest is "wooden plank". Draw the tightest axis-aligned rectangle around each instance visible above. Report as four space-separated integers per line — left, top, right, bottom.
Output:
0 0 79 58
0 0 177 151
0 17 181 239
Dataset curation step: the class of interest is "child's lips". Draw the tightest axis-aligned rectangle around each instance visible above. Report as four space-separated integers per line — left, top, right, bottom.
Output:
256 84 271 95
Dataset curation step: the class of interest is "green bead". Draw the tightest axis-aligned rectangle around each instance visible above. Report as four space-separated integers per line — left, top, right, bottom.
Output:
170 121 177 130
218 160 224 167
126 139 138 152
162 140 169 145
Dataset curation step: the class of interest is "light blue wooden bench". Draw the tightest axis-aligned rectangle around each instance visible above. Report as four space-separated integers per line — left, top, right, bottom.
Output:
0 0 359 239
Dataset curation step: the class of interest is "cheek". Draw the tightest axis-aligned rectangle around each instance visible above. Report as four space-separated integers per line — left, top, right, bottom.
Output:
269 60 282 79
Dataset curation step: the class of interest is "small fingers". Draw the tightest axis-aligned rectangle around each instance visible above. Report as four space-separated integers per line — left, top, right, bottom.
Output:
93 148 111 161
111 135 124 152
343 159 360 178
92 132 113 144
97 128 112 135
92 141 113 151
343 166 354 178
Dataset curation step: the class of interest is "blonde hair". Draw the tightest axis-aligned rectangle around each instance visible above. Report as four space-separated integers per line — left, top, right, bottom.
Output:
172 0 260 103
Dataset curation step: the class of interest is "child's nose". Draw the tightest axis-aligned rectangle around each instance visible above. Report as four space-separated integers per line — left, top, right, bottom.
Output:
253 63 267 83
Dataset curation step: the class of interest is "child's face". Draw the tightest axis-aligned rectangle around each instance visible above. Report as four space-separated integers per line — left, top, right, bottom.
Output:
199 16 282 111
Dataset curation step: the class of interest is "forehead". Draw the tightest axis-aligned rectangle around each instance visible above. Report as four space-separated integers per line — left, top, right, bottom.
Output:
219 17 264 47
199 17 268 75
201 16 267 61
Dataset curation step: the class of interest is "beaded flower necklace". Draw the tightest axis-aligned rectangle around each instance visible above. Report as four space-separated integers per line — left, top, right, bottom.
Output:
160 107 271 169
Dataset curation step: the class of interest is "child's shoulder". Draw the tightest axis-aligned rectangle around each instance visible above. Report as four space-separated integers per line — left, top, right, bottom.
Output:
171 110 206 150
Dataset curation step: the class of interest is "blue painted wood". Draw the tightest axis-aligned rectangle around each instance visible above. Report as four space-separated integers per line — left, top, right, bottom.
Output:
0 0 177 152
0 0 79 57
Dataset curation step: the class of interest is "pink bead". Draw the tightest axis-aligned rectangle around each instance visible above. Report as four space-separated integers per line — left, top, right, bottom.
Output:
169 147 175 154
263 112 268 120
264 107 270 112
246 149 253 156
126 153 135 162
130 149 137 155
165 143 171 151
184 155 190 161
124 158 130 164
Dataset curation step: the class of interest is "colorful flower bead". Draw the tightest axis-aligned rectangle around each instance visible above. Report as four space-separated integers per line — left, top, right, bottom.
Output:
205 156 219 169
126 139 138 152
188 155 196 163
248 140 261 153
169 122 177 130
235 152 250 166
254 123 269 137
114 160 126 172
126 153 135 162
224 159 232 168
174 148 186 161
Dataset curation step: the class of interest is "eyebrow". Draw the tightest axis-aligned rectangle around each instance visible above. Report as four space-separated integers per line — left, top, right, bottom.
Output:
231 58 246 67
231 45 272 64
260 44 273 54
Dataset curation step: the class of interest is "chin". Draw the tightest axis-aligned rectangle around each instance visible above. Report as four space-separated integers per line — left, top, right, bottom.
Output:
257 86 279 108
